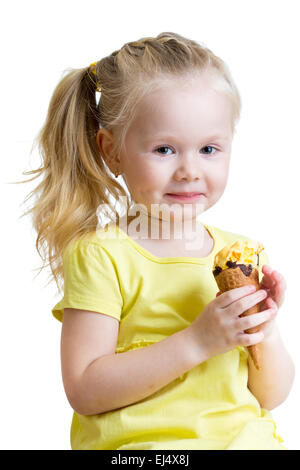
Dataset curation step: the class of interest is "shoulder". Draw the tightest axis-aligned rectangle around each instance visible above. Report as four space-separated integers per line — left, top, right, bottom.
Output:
62 225 135 279
207 223 267 254
207 224 253 245
64 225 127 256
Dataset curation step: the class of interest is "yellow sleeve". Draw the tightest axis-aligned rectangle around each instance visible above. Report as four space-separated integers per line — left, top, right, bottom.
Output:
52 239 123 322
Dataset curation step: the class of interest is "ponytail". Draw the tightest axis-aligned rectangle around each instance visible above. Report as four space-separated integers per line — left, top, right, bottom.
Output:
16 66 127 294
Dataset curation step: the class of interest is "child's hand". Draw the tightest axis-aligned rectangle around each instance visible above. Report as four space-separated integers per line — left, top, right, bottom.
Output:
188 285 271 360
256 265 287 339
216 266 287 340
260 265 287 309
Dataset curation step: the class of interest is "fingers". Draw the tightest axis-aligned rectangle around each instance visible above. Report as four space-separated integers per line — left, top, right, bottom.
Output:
261 266 287 291
220 288 268 315
260 269 275 297
273 271 287 291
261 265 275 288
231 289 268 316
261 266 287 309
236 307 275 332
273 271 287 307
267 295 281 312
236 330 264 347
217 285 257 308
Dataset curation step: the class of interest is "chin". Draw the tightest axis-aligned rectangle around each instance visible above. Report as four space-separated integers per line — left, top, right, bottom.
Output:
169 207 202 223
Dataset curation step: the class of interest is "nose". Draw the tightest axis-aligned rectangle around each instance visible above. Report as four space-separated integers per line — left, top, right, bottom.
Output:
173 153 204 181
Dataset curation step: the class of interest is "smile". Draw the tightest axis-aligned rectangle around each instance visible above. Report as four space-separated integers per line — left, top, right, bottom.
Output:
165 193 204 202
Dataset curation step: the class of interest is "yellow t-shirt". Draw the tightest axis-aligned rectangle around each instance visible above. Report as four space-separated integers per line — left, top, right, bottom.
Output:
52 223 286 450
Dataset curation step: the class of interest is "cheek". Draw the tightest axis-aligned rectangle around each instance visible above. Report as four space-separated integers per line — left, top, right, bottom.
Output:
133 161 165 188
207 161 230 190
124 160 165 198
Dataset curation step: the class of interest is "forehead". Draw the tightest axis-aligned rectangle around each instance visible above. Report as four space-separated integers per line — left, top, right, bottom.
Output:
131 75 233 137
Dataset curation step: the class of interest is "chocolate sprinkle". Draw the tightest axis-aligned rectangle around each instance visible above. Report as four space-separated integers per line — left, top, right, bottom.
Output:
238 264 253 276
213 266 222 276
226 261 237 268
213 262 253 277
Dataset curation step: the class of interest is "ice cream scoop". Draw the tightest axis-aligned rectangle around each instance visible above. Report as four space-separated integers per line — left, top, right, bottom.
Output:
213 240 264 274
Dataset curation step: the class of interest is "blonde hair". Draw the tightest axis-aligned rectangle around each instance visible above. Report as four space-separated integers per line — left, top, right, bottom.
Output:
17 31 241 294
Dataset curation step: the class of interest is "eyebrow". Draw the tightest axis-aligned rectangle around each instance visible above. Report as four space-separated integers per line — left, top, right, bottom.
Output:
143 133 228 142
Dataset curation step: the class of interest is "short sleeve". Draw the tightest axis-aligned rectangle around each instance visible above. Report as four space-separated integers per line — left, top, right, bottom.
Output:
52 240 123 322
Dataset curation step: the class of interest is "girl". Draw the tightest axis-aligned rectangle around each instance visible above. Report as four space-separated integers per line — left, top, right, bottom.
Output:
22 32 294 450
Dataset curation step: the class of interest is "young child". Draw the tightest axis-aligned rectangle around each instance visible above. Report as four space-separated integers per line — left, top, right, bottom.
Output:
23 32 294 450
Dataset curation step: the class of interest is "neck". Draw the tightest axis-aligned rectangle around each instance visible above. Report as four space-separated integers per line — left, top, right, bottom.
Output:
125 203 206 244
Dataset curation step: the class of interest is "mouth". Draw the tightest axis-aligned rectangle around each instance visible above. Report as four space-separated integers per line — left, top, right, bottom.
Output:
165 193 204 202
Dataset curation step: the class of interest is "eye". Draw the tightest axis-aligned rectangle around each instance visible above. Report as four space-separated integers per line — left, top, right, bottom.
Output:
201 146 217 155
154 145 174 156
154 145 218 156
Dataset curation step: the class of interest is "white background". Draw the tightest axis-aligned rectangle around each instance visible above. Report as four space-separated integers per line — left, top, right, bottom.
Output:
1 0 299 450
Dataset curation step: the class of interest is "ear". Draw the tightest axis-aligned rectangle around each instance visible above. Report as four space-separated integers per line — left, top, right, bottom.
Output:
96 129 121 175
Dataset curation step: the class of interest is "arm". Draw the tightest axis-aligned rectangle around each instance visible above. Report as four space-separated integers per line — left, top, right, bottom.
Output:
61 308 208 416
79 328 205 415
247 320 295 410
247 265 295 409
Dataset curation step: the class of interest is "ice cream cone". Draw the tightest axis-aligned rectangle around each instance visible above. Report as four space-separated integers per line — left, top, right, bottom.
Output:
212 240 265 370
214 266 263 370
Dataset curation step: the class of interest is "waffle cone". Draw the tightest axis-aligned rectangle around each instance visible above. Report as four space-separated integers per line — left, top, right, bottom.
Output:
214 266 262 370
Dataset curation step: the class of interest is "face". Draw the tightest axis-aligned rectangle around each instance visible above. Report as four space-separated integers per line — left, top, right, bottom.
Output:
106 72 234 232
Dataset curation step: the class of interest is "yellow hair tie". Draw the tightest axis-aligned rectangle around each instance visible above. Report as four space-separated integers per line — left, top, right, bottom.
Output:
89 61 102 92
